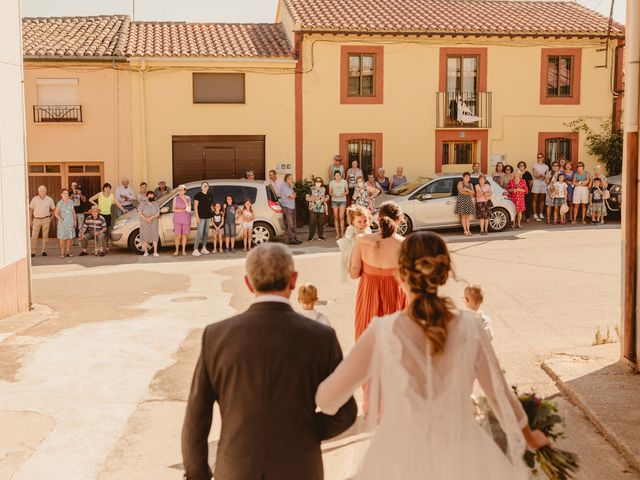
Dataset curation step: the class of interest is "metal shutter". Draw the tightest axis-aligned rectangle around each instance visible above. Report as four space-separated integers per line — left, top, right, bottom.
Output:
193 73 245 103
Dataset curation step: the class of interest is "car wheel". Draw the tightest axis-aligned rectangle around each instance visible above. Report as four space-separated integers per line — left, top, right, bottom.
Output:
397 216 413 236
489 208 509 232
252 222 274 245
127 229 145 254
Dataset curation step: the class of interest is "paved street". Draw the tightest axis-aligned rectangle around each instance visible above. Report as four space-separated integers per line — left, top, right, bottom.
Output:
1 223 638 479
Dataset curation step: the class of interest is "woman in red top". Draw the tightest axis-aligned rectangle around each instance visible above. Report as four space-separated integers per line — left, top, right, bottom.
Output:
507 171 529 229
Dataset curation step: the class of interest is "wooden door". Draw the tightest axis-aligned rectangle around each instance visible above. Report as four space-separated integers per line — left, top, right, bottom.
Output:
172 136 265 186
204 147 235 179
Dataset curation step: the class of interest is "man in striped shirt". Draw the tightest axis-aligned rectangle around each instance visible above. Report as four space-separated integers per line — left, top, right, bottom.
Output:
79 205 108 256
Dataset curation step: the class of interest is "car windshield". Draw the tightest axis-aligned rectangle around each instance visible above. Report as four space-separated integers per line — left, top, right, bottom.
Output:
389 178 431 196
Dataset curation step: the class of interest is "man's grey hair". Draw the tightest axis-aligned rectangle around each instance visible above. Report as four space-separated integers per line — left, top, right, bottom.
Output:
245 243 294 292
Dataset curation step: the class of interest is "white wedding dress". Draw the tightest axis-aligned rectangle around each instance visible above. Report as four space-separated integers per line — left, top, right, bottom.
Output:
316 311 530 479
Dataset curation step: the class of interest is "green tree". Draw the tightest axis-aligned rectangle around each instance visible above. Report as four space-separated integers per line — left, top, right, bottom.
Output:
566 118 623 176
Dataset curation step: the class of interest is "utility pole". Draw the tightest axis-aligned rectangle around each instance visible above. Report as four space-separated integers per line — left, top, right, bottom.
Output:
622 0 639 368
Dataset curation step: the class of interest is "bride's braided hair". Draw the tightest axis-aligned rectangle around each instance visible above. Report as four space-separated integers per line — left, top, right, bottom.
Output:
398 232 455 355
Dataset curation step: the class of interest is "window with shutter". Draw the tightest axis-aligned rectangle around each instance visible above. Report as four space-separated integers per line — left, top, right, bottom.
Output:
193 73 245 104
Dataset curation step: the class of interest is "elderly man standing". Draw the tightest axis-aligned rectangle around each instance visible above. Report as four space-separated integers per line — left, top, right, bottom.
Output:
182 243 357 480
154 180 171 198
268 169 283 198
29 185 55 257
115 177 135 217
279 173 301 245
79 205 108 256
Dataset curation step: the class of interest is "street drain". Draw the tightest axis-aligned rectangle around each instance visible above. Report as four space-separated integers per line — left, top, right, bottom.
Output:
171 296 208 303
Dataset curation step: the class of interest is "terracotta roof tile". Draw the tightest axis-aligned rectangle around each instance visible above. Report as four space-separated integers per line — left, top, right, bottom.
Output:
126 22 293 57
282 0 625 37
22 17 293 59
22 15 130 57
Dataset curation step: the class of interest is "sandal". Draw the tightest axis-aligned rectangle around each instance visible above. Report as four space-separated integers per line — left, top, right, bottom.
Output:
173 251 179 256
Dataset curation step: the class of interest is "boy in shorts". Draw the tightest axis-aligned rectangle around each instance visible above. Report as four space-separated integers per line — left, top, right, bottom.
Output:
589 177 605 225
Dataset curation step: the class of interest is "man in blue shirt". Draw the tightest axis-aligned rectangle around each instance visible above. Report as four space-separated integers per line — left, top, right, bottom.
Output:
279 174 302 245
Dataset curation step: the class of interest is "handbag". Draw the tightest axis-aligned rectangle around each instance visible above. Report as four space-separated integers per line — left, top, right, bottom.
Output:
603 189 611 200
560 203 569 215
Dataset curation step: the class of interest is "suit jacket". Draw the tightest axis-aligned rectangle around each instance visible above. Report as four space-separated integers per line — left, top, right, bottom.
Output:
182 301 358 480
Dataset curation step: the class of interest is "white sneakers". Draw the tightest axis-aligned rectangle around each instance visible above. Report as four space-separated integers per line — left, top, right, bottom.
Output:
153 252 159 257
192 250 201 257
533 213 541 222
143 251 149 257
201 248 210 254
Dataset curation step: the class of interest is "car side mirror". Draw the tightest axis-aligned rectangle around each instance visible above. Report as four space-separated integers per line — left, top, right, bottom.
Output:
160 207 169 214
418 193 433 201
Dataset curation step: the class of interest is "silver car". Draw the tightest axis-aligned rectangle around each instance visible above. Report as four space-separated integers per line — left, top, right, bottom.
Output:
111 179 286 253
374 174 516 235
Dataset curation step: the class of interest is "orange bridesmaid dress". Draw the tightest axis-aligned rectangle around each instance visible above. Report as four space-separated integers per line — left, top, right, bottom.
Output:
354 263 407 340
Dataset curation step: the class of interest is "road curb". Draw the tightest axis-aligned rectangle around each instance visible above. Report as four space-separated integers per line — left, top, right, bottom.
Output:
541 360 640 472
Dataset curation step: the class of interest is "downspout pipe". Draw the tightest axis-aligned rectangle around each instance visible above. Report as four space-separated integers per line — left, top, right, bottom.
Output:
138 60 149 183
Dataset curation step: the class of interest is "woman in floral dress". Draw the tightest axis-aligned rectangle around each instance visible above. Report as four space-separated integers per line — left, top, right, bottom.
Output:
55 188 76 258
352 176 373 213
138 190 160 257
455 172 475 236
507 171 529 228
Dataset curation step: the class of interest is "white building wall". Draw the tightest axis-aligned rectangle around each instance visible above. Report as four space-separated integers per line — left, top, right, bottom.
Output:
0 0 30 318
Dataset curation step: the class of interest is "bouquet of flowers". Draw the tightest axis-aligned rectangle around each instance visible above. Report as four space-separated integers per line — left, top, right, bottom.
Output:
474 389 579 479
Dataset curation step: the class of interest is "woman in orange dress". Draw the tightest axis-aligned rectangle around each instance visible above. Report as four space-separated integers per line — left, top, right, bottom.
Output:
350 202 407 340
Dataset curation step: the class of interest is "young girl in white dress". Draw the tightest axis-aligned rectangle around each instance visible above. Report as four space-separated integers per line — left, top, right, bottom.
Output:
316 231 548 479
337 205 373 281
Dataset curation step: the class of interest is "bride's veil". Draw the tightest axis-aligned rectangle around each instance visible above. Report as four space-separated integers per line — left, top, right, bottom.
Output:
357 312 529 478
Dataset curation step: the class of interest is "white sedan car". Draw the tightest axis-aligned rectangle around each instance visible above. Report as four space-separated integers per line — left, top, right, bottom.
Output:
373 174 516 235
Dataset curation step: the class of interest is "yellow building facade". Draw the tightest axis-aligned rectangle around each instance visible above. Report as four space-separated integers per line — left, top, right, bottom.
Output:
23 62 133 199
129 58 296 187
22 3 624 190
278 0 624 180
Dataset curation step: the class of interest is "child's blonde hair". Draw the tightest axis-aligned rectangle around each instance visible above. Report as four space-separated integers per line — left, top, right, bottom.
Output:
346 205 371 226
465 284 484 305
297 283 319 305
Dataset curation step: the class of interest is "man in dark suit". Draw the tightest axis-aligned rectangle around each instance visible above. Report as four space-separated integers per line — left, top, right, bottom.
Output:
182 243 357 480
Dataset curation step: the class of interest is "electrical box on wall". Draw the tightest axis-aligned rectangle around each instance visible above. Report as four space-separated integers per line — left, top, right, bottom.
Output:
276 163 293 174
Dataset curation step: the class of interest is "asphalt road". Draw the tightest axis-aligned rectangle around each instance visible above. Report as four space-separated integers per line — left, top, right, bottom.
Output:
3 220 638 480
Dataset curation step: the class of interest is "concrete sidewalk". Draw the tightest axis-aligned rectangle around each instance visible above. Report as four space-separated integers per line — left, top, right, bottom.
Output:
543 344 640 472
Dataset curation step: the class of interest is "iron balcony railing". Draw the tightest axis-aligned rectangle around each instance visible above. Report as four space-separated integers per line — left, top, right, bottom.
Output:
436 91 492 128
33 105 83 123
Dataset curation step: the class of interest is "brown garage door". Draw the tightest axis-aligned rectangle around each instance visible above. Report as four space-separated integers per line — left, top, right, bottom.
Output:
172 135 265 186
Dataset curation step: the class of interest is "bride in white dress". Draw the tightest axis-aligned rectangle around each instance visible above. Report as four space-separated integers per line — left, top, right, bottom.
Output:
316 231 548 479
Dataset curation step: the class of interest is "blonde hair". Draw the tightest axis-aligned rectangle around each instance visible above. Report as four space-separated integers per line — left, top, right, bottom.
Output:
398 232 455 355
346 205 371 226
465 284 484 305
297 283 319 305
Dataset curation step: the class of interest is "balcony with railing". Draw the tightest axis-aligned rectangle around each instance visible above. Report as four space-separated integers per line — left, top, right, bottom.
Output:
33 105 83 123
436 92 491 129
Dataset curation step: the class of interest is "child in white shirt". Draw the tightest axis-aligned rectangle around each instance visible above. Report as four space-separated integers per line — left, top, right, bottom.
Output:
463 284 493 340
297 284 331 327
337 205 374 281
552 173 568 225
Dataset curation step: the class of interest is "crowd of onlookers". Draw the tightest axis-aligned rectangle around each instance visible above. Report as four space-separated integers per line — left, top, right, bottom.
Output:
28 152 611 258
488 154 609 228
